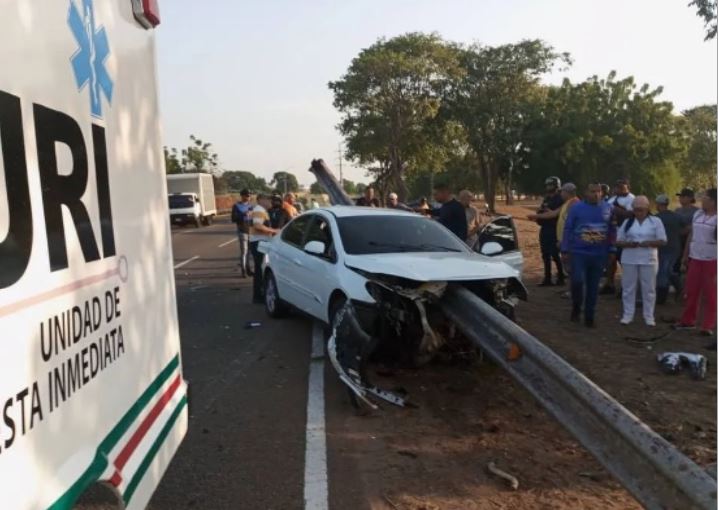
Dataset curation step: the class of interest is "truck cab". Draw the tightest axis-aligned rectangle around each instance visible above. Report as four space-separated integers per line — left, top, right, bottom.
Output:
169 192 204 227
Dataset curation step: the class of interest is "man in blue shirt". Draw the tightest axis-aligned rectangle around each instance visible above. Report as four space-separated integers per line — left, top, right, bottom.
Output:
561 182 615 328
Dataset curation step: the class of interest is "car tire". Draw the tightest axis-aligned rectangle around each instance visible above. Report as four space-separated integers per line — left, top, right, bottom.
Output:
194 217 201 228
264 271 289 318
202 215 212 226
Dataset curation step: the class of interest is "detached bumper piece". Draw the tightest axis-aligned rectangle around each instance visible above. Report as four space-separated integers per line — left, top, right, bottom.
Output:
327 302 407 409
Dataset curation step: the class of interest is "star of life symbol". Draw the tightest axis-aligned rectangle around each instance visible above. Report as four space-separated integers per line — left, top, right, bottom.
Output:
68 0 114 118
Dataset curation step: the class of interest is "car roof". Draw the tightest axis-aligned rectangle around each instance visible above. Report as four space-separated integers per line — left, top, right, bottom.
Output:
315 205 419 218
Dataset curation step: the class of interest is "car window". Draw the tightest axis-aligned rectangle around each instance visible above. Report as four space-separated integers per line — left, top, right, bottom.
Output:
337 215 468 255
281 215 311 247
477 216 518 253
305 216 336 261
168 195 194 209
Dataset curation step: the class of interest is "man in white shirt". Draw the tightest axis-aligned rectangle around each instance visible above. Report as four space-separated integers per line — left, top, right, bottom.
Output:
249 194 279 304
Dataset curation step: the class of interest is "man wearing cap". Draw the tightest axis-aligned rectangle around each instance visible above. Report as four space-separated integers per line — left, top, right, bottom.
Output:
601 178 636 295
655 195 683 304
231 189 253 278
528 176 566 286
674 188 700 274
386 192 413 212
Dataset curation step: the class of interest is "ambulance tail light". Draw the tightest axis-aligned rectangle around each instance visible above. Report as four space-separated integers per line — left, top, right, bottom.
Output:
132 0 161 29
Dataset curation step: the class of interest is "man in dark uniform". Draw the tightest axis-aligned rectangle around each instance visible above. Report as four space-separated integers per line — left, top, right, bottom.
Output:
433 183 468 242
530 176 565 286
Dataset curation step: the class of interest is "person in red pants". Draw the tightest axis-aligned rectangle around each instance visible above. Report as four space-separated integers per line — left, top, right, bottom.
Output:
673 188 717 348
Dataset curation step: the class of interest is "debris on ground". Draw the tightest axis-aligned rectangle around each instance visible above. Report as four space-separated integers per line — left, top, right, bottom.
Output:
657 352 708 379
486 461 519 490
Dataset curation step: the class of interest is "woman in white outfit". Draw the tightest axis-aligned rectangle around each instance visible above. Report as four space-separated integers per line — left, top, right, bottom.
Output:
616 196 667 326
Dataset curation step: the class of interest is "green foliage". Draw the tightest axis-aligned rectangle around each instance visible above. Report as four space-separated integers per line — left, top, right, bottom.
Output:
690 0 717 40
310 182 324 195
678 104 717 189
342 179 357 195
163 146 182 174
356 182 368 194
270 171 299 193
220 170 270 193
445 39 571 211
329 33 464 200
520 73 682 196
164 135 219 174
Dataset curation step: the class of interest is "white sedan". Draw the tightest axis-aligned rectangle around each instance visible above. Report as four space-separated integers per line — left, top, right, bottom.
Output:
259 206 524 322
258 206 526 407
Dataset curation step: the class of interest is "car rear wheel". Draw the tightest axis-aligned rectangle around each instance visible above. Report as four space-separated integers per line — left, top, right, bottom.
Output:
265 272 289 318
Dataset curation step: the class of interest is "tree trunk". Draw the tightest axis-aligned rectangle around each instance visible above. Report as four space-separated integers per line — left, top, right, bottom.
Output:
480 156 497 214
505 163 514 205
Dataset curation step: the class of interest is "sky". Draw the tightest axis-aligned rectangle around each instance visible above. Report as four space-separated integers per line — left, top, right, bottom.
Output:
156 0 717 187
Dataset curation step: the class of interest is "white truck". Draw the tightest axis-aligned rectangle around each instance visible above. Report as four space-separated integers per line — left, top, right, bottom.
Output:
0 1 188 509
167 173 217 227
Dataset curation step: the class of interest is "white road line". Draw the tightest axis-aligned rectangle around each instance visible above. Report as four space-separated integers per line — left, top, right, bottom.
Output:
173 255 200 269
304 321 328 510
218 237 238 248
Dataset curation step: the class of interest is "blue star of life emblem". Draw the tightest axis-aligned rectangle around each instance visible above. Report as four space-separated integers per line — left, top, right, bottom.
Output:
68 0 114 118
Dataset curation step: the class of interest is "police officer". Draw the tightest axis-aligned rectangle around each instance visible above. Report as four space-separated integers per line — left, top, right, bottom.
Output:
529 176 566 286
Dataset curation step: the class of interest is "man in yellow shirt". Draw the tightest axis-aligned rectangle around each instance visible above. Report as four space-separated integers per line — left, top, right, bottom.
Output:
557 183 580 244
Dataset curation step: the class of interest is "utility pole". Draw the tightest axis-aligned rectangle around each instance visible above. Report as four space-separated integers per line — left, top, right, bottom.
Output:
337 143 344 187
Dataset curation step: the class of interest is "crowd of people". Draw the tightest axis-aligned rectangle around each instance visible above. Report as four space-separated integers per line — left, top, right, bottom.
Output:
528 177 716 349
230 178 716 350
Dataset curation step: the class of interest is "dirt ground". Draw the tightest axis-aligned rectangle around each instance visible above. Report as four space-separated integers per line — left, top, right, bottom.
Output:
328 201 716 510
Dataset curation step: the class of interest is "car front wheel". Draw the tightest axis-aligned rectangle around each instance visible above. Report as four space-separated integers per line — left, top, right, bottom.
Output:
264 271 289 318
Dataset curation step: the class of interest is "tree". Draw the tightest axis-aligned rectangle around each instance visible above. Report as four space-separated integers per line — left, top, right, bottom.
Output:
690 0 717 40
270 171 299 193
221 170 270 193
310 182 324 194
356 182 367 194
520 73 684 197
445 39 571 212
342 179 357 195
181 135 219 173
164 146 182 174
679 104 717 189
329 33 464 201
164 135 220 174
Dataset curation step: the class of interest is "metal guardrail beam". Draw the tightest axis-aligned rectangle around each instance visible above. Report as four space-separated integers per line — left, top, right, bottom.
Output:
308 159 354 206
440 285 717 510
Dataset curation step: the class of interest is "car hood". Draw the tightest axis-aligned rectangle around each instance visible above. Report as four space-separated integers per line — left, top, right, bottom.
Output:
344 252 519 282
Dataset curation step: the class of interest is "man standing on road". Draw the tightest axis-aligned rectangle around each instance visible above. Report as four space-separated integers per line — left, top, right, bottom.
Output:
356 185 380 207
249 194 279 304
655 195 684 304
561 182 615 328
433 183 468 242
386 192 413 211
269 194 291 229
231 189 253 278
602 178 636 295
528 177 565 286
459 189 482 248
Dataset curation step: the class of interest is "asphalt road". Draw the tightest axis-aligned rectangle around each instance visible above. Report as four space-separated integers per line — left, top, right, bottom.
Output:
146 218 308 509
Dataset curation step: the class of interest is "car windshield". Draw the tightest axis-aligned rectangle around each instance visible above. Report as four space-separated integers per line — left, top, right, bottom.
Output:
168 195 195 209
337 215 468 255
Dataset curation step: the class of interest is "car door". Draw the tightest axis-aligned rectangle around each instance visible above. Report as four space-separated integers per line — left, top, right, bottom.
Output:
272 214 313 307
474 216 524 276
294 214 340 319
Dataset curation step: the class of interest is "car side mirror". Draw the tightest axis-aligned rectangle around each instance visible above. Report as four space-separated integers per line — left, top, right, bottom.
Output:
304 240 326 256
480 241 503 256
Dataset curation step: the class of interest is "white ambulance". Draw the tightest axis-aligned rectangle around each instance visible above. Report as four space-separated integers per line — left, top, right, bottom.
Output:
0 1 187 508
